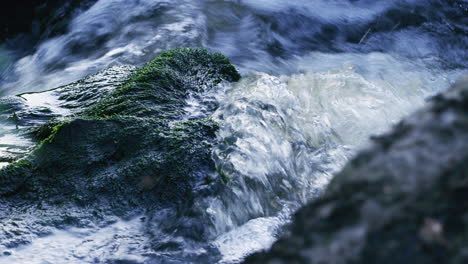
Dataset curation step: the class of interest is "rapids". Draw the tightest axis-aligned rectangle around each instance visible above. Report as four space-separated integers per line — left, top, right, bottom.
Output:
0 0 466 263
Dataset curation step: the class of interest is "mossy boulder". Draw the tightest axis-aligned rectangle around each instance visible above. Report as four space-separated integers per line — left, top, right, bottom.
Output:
0 65 135 165
244 76 468 264
85 48 240 119
0 48 240 252
1 47 239 205
21 117 220 205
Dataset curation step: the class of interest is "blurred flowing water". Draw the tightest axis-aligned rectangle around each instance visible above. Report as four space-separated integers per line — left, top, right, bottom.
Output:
0 0 467 263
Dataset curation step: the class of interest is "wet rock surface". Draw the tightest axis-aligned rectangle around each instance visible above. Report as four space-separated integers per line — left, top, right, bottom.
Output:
0 65 135 166
0 48 240 262
244 75 468 264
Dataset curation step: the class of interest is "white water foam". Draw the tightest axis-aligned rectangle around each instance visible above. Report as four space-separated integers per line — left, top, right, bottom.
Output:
210 52 463 261
0 0 466 263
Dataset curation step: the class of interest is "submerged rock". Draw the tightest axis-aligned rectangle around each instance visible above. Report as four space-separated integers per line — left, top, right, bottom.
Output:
244 75 468 264
0 48 240 260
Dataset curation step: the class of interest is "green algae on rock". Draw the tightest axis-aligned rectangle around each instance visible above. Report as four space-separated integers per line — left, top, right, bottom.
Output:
0 65 136 166
85 48 240 119
0 47 239 203
0 48 240 253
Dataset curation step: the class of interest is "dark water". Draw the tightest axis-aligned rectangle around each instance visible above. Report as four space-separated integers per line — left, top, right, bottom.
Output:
0 0 466 95
0 0 467 263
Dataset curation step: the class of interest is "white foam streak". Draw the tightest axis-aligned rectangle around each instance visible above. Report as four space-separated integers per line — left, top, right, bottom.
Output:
210 52 462 260
1 217 149 264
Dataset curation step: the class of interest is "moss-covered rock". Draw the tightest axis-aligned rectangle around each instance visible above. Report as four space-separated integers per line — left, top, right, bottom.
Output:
1 47 239 204
85 48 240 119
0 48 240 252
243 76 468 264
0 65 136 166
20 117 220 205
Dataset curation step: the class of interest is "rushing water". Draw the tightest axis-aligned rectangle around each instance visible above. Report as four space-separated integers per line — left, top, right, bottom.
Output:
0 0 467 263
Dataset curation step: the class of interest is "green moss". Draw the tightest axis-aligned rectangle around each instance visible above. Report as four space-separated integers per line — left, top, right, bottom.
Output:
82 114 132 120
2 160 32 171
84 48 240 119
1 48 238 208
38 120 71 146
0 159 33 192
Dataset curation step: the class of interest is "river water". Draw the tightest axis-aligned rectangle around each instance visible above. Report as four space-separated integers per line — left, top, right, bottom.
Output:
0 0 467 263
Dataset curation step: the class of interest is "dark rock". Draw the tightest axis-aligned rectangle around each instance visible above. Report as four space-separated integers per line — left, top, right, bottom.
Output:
1 48 239 204
0 48 240 255
243 75 468 264
0 65 135 164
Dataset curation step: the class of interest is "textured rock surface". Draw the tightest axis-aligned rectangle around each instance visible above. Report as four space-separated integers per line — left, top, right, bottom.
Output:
244 75 468 264
0 48 240 257
0 65 135 165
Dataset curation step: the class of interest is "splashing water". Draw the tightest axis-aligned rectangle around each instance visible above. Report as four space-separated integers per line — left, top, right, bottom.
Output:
0 0 467 263
1 0 466 95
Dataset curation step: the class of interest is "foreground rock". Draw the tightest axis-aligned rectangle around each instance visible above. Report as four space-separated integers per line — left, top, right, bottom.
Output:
0 48 240 261
244 75 468 264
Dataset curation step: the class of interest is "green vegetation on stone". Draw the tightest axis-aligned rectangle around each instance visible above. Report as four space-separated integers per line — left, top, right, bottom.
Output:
0 48 240 212
85 48 240 119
